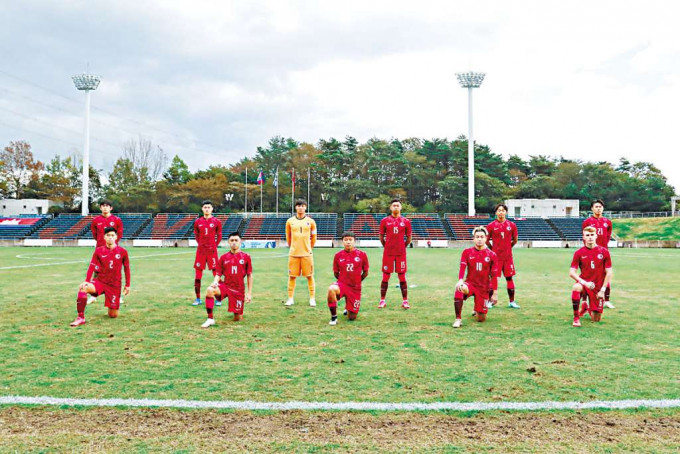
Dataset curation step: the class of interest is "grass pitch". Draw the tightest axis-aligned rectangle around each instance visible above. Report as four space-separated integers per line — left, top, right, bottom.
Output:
1 246 679 452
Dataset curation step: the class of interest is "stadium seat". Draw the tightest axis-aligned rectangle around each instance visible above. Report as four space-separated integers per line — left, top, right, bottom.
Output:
0 215 50 239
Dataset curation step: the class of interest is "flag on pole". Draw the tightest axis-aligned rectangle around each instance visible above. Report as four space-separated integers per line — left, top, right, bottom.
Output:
257 170 264 185
273 167 278 187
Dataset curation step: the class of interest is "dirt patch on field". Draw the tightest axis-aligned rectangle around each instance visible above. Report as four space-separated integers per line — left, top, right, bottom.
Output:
1 406 679 452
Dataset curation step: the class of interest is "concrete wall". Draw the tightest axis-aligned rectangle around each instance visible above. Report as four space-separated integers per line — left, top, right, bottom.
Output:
505 199 580 218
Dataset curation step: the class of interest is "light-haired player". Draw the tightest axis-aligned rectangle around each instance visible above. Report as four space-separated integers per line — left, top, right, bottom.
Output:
582 199 615 309
70 227 130 327
569 226 613 327
201 232 253 327
327 231 369 325
452 226 498 328
285 200 317 307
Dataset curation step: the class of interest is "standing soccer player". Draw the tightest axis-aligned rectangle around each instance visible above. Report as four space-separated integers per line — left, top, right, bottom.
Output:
70 227 130 326
327 231 369 325
452 227 498 328
201 232 253 327
569 226 613 327
192 200 223 306
89 199 124 305
284 200 317 307
582 199 615 308
486 203 519 309
378 199 412 309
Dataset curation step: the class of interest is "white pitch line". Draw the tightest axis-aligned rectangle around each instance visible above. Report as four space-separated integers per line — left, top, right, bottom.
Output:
0 396 678 412
0 251 194 270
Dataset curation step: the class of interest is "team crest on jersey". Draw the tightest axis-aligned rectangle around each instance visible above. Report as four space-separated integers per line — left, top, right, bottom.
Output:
210 223 214 228
109 221 114 226
115 254 121 259
354 257 360 262
400 222 404 227
597 254 604 259
506 226 511 231
239 259 245 264
384 265 388 270
484 257 490 262
603 223 608 227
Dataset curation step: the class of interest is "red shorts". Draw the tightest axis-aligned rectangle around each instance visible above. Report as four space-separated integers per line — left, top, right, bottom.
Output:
91 280 121 310
496 257 516 278
216 283 245 315
332 281 362 314
581 288 604 313
194 248 218 270
455 282 488 314
382 254 407 274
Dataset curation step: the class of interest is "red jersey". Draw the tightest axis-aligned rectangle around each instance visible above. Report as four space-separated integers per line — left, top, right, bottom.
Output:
582 216 612 248
194 216 222 250
86 245 130 288
380 215 412 256
458 247 499 291
486 219 517 260
215 251 252 293
333 248 369 289
91 215 124 247
570 245 612 288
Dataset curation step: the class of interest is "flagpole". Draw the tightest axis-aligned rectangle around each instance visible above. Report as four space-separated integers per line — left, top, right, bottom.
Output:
245 167 248 217
260 172 263 214
291 168 295 215
275 167 279 216
307 167 310 212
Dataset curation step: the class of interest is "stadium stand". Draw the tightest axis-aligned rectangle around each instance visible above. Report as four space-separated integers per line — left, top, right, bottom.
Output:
136 213 196 239
29 214 94 239
548 217 587 241
405 213 449 240
186 214 244 239
343 213 386 239
512 217 561 240
240 213 337 240
0 215 50 239
72 213 152 240
445 214 490 240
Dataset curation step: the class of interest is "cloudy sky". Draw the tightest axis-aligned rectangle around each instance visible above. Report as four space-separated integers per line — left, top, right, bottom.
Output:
1 0 678 191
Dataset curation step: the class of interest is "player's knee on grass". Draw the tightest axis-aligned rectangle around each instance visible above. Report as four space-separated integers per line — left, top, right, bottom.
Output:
593 312 602 322
108 309 119 318
348 311 357 320
476 313 486 322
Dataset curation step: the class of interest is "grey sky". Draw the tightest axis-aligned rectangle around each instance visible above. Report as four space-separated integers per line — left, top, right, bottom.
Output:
1 0 678 192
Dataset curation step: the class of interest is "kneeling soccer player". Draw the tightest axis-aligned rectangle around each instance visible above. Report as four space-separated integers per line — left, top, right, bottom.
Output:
328 231 369 325
201 231 253 327
569 226 613 327
70 227 130 327
452 226 499 328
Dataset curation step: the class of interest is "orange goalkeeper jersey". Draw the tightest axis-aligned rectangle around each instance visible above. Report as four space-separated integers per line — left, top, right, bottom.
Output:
286 216 317 257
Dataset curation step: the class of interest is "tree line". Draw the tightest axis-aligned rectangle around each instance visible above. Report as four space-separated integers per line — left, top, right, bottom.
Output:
1 135 675 214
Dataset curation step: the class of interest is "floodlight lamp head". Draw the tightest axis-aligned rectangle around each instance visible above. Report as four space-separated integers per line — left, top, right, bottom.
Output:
72 74 101 91
456 72 485 88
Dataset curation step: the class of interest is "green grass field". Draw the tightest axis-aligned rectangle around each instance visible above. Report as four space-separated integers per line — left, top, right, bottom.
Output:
613 217 680 241
1 246 679 452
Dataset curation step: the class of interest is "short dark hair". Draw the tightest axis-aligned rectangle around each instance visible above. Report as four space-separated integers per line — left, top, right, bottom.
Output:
99 199 113 207
390 198 401 205
103 227 118 235
341 231 355 239
201 200 213 207
495 203 508 213
295 199 307 207
591 199 605 208
227 231 241 239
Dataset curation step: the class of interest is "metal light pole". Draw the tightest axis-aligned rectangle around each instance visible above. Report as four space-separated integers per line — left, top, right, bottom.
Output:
456 72 485 216
72 73 101 216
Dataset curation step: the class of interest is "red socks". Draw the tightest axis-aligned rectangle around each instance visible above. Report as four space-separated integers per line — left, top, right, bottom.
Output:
571 290 580 317
454 299 463 318
205 297 214 318
77 292 87 318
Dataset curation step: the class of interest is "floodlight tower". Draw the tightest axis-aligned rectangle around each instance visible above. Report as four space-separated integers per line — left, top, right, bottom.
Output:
456 72 485 216
72 73 101 216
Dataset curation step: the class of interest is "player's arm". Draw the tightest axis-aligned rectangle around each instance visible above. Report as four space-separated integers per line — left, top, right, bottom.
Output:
361 254 369 281
569 265 593 289
333 254 340 279
285 219 291 247
211 259 222 287
511 223 518 247
404 220 412 247
118 218 124 240
122 250 131 295
91 219 97 240
216 220 223 245
310 219 317 248
245 257 253 302
598 252 613 298
456 251 468 291
489 255 499 303
485 224 493 249
85 251 99 282
194 220 200 241
379 219 386 246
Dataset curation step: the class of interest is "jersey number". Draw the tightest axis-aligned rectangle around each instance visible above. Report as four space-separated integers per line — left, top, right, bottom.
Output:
476 263 483 271
346 264 354 271
590 261 595 269
231 265 238 274
501 231 505 239
393 227 399 234
109 260 114 269
597 228 603 236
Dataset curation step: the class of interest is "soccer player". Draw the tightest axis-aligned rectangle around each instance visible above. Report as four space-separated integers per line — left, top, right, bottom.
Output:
582 199 615 308
70 227 130 327
452 227 498 328
89 199 124 305
201 232 253 327
569 226 613 327
378 199 412 309
192 200 223 306
284 200 317 307
486 203 519 309
327 231 369 325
